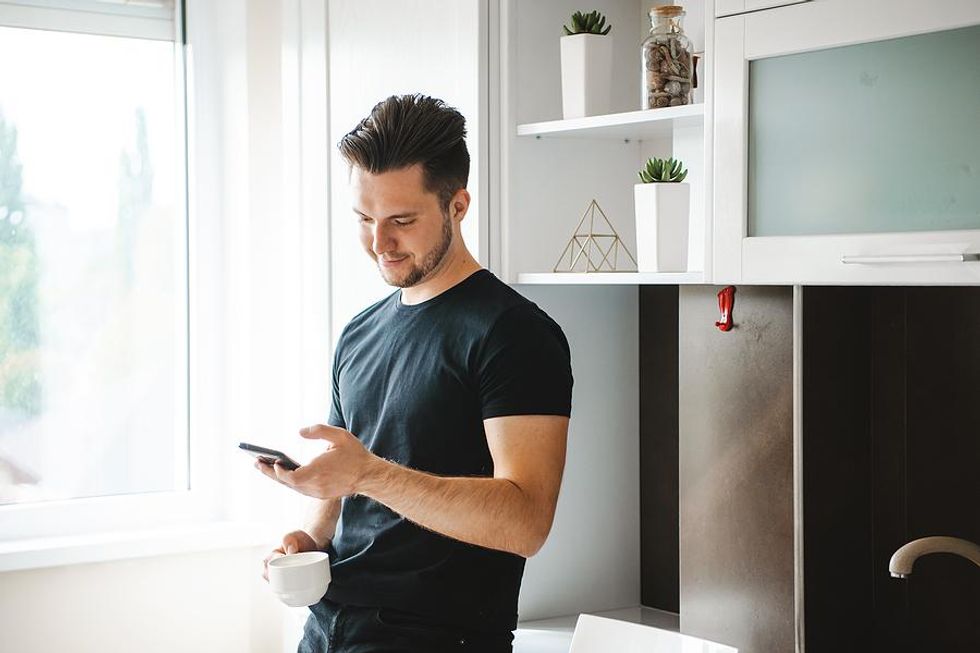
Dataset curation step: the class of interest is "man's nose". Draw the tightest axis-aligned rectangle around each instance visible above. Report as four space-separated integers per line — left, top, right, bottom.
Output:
372 222 396 255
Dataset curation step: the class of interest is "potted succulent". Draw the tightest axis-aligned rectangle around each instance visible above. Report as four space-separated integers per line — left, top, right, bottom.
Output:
560 10 612 119
634 156 689 272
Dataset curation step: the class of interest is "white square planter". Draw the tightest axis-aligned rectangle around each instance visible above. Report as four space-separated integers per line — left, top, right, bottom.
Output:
560 33 612 119
634 183 690 272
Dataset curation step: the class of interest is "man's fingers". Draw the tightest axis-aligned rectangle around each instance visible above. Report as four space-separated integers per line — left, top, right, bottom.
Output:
256 460 286 483
264 554 279 565
262 549 285 583
254 460 275 478
271 463 296 486
282 462 311 484
255 459 296 488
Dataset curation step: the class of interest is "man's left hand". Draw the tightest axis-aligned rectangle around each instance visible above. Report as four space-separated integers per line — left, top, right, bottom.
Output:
254 424 378 499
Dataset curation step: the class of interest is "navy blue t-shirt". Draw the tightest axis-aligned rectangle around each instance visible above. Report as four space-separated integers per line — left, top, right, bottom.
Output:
322 269 573 632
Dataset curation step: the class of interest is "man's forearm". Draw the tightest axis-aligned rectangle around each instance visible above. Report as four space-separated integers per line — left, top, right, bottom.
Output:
357 458 549 558
304 497 341 549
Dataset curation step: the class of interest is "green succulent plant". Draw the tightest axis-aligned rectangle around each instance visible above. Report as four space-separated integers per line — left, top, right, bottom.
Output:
638 157 688 183
563 10 611 36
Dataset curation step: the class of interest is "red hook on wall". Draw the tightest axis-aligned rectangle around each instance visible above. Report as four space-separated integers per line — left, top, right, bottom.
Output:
715 286 736 332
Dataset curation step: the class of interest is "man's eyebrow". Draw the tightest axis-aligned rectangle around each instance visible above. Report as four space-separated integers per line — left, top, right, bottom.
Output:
353 209 419 220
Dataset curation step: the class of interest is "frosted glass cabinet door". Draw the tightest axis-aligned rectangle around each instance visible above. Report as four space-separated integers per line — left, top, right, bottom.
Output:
712 0 980 285
748 24 980 238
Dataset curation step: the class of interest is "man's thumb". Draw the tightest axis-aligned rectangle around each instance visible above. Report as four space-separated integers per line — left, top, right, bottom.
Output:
300 424 337 442
285 542 297 555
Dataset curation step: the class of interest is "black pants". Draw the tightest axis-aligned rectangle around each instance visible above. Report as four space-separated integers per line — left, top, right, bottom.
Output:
298 599 514 653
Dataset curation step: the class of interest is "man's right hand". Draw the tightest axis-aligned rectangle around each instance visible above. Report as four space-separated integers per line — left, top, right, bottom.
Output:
262 530 320 582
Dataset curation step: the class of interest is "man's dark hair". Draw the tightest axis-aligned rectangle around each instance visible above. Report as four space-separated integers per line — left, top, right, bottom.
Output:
338 94 470 214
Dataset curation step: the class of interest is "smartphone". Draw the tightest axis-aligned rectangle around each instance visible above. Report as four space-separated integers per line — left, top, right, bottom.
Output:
239 442 301 471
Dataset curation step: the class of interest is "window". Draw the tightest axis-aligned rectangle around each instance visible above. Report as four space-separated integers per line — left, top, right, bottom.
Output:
0 2 188 508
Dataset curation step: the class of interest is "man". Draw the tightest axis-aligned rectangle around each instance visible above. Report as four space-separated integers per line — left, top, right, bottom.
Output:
256 94 573 653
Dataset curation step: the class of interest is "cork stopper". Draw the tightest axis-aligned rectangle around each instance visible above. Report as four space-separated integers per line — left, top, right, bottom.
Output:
651 4 685 16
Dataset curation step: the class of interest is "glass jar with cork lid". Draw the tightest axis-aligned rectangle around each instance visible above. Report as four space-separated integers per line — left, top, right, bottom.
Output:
641 5 694 109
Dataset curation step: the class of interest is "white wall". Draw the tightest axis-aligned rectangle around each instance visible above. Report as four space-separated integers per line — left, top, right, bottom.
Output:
516 285 641 620
326 0 483 334
0 547 286 653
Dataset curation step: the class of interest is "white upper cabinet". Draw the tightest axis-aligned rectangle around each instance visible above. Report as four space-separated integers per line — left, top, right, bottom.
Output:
494 0 713 285
713 0 980 285
715 0 810 19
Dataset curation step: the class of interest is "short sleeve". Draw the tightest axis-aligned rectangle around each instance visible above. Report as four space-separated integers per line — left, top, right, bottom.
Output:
328 333 347 429
477 304 573 419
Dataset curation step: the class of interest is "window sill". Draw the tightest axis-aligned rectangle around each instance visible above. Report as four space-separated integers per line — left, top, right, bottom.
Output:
0 521 278 573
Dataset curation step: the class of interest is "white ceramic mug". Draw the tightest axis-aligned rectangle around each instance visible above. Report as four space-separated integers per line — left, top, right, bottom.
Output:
267 551 331 607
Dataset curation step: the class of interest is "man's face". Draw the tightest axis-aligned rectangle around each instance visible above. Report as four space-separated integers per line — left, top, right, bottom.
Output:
351 164 455 288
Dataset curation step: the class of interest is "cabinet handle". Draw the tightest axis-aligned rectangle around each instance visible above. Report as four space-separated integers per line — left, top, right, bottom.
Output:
840 253 980 265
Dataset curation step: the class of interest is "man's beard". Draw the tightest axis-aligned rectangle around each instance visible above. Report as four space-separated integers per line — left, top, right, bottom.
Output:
381 213 454 288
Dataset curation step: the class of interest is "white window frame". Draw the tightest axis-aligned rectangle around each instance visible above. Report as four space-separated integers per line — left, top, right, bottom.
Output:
0 0 254 567
0 0 335 571
0 0 176 40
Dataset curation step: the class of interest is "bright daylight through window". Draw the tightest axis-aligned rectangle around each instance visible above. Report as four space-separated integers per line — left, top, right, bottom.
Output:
0 12 187 505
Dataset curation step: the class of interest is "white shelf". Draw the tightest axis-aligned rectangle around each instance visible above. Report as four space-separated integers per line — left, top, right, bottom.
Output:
516 271 704 285
516 104 704 140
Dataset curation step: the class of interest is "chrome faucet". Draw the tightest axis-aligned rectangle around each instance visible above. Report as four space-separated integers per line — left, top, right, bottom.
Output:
889 536 980 578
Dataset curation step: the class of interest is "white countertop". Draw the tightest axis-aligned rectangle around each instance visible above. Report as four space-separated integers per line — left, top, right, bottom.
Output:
514 606 680 653
514 606 737 653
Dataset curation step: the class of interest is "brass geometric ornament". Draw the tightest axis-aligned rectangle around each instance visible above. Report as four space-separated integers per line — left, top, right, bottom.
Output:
553 199 638 273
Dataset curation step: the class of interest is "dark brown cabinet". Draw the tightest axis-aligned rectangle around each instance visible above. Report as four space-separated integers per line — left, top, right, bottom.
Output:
639 285 980 652
803 287 980 652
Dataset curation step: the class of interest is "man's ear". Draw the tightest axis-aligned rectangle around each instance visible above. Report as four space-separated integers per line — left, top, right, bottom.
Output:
450 188 471 221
